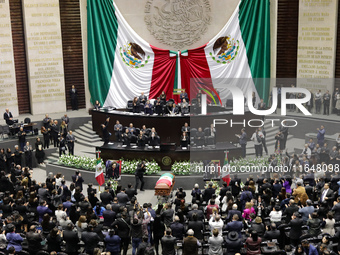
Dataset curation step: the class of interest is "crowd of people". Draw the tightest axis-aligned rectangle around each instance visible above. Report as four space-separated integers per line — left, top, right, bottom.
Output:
0 162 339 255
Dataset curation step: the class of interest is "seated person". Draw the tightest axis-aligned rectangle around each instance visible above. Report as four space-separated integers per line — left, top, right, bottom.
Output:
94 100 101 110
4 108 14 125
166 101 174 115
154 97 164 115
181 99 189 114
128 123 136 135
139 92 147 105
195 127 205 146
181 131 189 148
121 129 131 147
149 127 160 146
144 100 153 115
137 131 146 147
180 89 189 102
181 122 190 134
132 97 140 113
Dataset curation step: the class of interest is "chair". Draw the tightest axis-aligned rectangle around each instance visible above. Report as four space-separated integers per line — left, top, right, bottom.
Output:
226 99 233 107
126 100 133 111
24 117 31 124
0 126 3 139
2 125 10 139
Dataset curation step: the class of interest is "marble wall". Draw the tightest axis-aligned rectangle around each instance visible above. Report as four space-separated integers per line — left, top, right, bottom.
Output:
0 0 19 116
22 0 66 115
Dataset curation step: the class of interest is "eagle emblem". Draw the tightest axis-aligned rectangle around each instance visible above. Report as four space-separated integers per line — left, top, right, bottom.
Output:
209 36 239 64
120 42 150 68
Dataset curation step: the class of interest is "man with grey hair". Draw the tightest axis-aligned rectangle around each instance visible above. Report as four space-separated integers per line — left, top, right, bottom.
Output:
298 199 314 223
227 204 242 221
102 204 116 227
187 204 204 221
183 229 200 255
170 216 184 240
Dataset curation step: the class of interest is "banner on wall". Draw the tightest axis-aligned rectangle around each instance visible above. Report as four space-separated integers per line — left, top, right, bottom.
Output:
88 0 270 109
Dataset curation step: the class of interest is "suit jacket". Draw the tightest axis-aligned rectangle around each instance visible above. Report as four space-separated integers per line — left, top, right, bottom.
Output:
38 188 50 202
63 229 80 253
161 235 177 255
103 210 116 227
112 218 131 238
187 221 204 240
187 209 204 221
227 209 243 221
224 221 243 236
289 218 303 240
3 112 13 125
203 187 215 202
170 222 184 240
332 202 340 221
72 174 84 190
125 188 137 200
100 192 113 206
117 192 129 206
283 205 299 223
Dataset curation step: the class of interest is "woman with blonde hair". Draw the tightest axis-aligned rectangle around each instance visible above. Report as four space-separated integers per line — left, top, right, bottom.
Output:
75 215 87 238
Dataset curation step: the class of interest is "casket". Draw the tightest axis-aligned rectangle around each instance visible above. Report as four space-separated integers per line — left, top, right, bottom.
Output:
154 173 175 196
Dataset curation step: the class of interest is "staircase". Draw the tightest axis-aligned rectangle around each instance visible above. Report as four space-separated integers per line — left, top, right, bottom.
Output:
41 121 103 167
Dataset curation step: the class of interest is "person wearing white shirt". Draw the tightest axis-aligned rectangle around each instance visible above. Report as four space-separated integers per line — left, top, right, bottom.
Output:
251 129 264 157
269 206 282 223
209 214 224 237
301 144 312 159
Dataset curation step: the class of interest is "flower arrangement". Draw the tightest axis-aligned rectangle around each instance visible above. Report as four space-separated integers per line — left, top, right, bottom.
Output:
229 157 268 172
58 155 105 171
105 178 119 191
120 159 161 175
204 180 221 196
171 161 204 175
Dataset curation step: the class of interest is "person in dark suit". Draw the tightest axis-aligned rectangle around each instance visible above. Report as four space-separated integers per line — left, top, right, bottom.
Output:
279 121 289 150
170 216 185 240
103 204 116 227
66 130 76 155
137 130 146 147
195 127 205 147
282 200 299 224
117 189 129 207
72 171 84 191
114 120 122 142
320 183 333 207
63 223 80 255
70 85 78 110
125 183 137 200
332 196 340 221
81 225 101 255
3 108 14 125
43 114 51 128
263 223 280 241
289 212 304 246
38 183 50 202
224 214 243 237
51 120 60 147
102 117 111 145
139 92 147 105
226 204 243 222
154 97 164 115
230 175 242 198
161 228 177 255
225 231 243 255
144 100 153 115
135 161 146 191
26 225 43 254
187 213 204 241
122 129 131 147
18 127 26 152
236 128 247 158
100 187 114 206
180 89 189 102
111 212 131 255
187 204 204 221
203 182 215 202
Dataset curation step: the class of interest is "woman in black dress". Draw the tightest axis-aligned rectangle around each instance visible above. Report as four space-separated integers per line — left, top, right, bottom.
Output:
35 137 45 165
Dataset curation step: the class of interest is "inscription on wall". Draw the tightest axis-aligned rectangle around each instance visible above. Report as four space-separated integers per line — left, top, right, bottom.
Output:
296 0 338 92
144 0 211 49
0 0 18 115
22 0 66 114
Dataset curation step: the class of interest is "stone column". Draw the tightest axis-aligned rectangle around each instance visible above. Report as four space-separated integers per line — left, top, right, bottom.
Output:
79 0 92 110
22 0 66 114
0 0 19 116
296 0 338 92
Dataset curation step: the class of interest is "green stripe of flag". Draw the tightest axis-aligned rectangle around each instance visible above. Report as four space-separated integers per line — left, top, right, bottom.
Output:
239 0 271 103
88 0 118 106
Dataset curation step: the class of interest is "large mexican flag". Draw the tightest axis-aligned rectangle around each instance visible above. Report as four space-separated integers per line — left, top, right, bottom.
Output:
88 0 270 108
88 0 177 108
